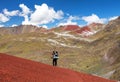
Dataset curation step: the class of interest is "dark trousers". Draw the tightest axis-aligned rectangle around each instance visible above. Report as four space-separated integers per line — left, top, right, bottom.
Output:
53 59 57 66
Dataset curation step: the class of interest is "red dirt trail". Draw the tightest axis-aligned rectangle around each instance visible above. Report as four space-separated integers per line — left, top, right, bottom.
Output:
0 53 116 82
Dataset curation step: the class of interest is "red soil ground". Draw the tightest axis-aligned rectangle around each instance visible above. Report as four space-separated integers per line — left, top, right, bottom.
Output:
63 25 80 31
0 53 116 82
75 26 91 34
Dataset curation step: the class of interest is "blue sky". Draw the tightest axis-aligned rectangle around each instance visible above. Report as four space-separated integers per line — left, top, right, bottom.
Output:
0 0 119 28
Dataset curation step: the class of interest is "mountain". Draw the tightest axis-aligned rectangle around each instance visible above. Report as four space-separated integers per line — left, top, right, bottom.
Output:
0 17 120 81
0 25 47 35
87 16 120 80
0 24 103 37
61 24 104 37
100 17 120 80
0 53 116 82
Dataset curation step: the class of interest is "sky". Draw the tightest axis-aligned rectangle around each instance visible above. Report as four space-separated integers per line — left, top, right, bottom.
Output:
0 0 119 28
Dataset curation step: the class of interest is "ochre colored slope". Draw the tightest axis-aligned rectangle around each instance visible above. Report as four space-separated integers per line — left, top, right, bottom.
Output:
0 53 116 82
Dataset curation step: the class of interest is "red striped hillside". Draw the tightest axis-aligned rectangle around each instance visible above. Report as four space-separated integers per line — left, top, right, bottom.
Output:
75 26 91 33
63 25 80 31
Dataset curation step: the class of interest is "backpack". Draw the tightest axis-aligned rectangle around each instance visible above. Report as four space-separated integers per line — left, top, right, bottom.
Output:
53 53 59 59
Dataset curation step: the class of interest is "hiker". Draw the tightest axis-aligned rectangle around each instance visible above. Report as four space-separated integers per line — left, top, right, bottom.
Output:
52 51 59 66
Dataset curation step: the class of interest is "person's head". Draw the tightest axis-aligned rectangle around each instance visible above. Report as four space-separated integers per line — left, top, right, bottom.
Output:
56 51 58 53
53 51 55 54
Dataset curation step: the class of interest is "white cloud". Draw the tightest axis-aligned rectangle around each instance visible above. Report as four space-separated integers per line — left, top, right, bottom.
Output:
58 21 77 26
0 24 4 27
0 8 19 23
109 16 118 21
19 4 32 25
69 15 80 20
0 3 64 27
3 9 19 16
58 15 79 26
0 13 9 22
29 3 63 25
19 3 64 26
82 14 107 24
0 8 19 24
11 24 18 27
42 25 48 29
21 15 30 25
19 4 31 16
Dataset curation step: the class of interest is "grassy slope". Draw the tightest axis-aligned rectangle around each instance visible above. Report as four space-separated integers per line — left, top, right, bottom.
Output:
88 22 120 80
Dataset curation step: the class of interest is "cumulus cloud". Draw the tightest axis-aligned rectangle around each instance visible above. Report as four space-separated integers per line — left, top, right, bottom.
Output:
0 3 64 27
29 3 63 25
58 15 80 26
0 8 20 23
109 16 118 21
42 25 48 29
68 15 80 22
0 13 9 22
82 14 107 24
0 8 20 25
19 4 31 16
11 24 18 27
19 4 32 25
19 3 64 26
3 9 19 16
0 24 4 27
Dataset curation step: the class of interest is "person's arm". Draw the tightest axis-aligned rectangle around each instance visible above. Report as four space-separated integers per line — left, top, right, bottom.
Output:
51 53 54 59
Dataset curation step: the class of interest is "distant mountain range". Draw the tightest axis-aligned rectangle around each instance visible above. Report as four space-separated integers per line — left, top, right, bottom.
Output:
0 16 120 81
0 22 104 37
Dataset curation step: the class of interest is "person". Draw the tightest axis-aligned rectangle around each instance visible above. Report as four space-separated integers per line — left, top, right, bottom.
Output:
52 51 59 66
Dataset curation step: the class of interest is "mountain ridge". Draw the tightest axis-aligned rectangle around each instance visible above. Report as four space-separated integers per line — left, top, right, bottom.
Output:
0 23 104 37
